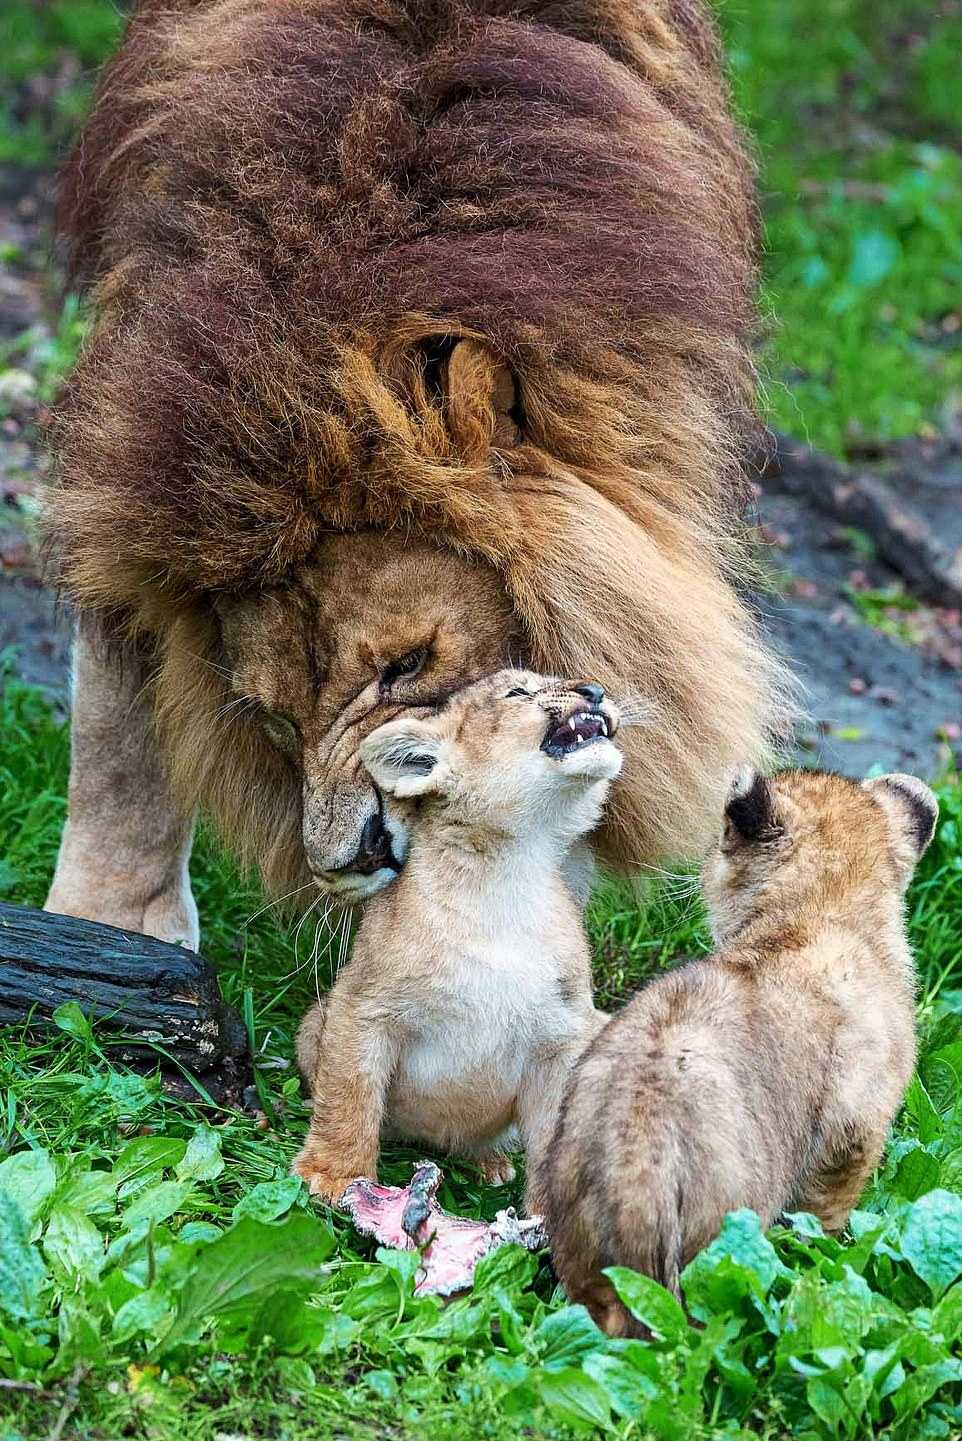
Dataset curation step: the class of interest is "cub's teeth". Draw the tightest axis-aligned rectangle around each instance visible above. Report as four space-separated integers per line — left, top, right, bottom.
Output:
576 735 585 745
600 720 608 736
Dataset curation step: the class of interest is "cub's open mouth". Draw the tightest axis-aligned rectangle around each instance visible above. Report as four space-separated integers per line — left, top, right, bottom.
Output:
542 708 611 758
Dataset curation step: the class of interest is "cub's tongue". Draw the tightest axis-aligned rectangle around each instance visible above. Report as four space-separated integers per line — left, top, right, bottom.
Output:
544 710 607 755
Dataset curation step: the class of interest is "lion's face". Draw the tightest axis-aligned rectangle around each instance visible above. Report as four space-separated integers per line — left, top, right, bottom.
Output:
215 533 518 901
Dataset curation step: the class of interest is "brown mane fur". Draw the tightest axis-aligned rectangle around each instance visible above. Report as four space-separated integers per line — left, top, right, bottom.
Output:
45 0 787 888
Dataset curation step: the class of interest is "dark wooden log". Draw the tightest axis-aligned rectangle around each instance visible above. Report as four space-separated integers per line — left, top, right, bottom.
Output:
0 902 248 1071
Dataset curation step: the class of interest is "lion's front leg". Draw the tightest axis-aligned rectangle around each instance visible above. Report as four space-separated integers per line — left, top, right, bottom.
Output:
45 624 199 950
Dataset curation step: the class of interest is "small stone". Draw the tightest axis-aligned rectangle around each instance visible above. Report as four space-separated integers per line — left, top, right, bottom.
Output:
789 578 818 600
255 1111 270 1132
848 677 867 695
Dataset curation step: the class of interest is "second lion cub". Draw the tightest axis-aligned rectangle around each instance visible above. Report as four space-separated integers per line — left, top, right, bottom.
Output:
292 669 620 1205
535 766 938 1335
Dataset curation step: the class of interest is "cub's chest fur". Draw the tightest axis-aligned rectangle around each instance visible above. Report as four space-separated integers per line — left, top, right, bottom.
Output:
392 939 579 1104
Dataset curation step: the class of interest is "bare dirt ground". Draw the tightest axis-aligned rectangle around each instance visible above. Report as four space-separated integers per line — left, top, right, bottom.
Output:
1 158 960 776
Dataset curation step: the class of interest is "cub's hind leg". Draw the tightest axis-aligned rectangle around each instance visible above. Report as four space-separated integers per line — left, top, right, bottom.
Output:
469 1147 516 1187
794 1121 886 1233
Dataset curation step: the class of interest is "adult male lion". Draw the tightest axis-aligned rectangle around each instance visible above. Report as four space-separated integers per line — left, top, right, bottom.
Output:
44 0 784 949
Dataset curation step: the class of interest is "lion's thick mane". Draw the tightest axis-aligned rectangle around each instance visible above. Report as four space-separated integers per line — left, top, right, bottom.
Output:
47 0 786 874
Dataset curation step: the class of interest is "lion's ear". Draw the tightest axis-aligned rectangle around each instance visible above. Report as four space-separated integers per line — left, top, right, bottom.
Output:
360 718 451 799
443 338 521 451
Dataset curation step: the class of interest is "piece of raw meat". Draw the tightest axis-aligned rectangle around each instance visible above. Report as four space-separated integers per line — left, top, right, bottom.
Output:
340 1161 546 1297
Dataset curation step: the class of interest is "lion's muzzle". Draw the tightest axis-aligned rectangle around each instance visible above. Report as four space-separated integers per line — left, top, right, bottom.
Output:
303 776 408 902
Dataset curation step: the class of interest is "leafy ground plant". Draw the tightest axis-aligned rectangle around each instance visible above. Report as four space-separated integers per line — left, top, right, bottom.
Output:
1 672 962 1438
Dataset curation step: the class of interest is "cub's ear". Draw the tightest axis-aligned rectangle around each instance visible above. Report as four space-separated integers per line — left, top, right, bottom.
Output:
723 767 780 847
360 719 451 799
863 773 938 862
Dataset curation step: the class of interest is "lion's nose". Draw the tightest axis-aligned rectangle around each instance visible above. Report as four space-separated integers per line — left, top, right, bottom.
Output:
352 812 400 876
573 682 605 706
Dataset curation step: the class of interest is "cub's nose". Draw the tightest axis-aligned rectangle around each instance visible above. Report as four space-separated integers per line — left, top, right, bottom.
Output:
353 812 400 876
573 682 605 706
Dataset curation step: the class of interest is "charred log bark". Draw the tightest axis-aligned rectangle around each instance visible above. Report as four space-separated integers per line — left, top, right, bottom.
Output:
0 901 247 1071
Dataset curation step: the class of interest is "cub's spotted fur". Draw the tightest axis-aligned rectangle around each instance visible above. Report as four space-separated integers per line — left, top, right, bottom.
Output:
535 768 937 1336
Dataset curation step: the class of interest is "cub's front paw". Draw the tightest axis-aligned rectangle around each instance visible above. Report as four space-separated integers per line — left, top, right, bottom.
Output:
292 1149 358 1206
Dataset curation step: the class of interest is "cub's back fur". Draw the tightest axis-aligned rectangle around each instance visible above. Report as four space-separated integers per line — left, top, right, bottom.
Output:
534 768 937 1336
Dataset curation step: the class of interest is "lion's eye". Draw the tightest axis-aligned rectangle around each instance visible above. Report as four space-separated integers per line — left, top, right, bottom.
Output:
505 686 530 699
380 648 428 687
261 709 299 749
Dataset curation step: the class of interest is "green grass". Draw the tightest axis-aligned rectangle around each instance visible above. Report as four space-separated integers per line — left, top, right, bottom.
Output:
2 672 962 1439
720 0 962 455
0 1 123 166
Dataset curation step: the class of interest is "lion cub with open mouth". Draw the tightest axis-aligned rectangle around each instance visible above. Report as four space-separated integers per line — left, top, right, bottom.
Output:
535 766 938 1336
292 669 621 1205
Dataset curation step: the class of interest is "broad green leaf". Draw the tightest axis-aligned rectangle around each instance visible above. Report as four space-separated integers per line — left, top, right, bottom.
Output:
903 1076 943 1146
783 1212 825 1240
932 1284 962 1343
0 1192 46 1320
176 1125 224 1183
605 1268 689 1343
583 1351 660 1418
863 1345 905 1401
178 1221 221 1245
112 1289 175 1343
56 1165 118 1218
231 1176 303 1224
113 1136 187 1186
901 1189 962 1297
363 1369 397 1400
341 1268 399 1321
682 1210 786 1319
531 1305 605 1368
57 1298 103 1371
123 1180 192 1231
247 1295 358 1355
53 1001 93 1041
891 1144 941 1202
537 1366 612 1431
156 1213 334 1353
892 1358 962 1420
472 1243 538 1294
0 1148 56 1221
938 1147 962 1195
484 1354 530 1388
44 1206 105 1282
806 1375 848 1430
375 1244 421 1294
